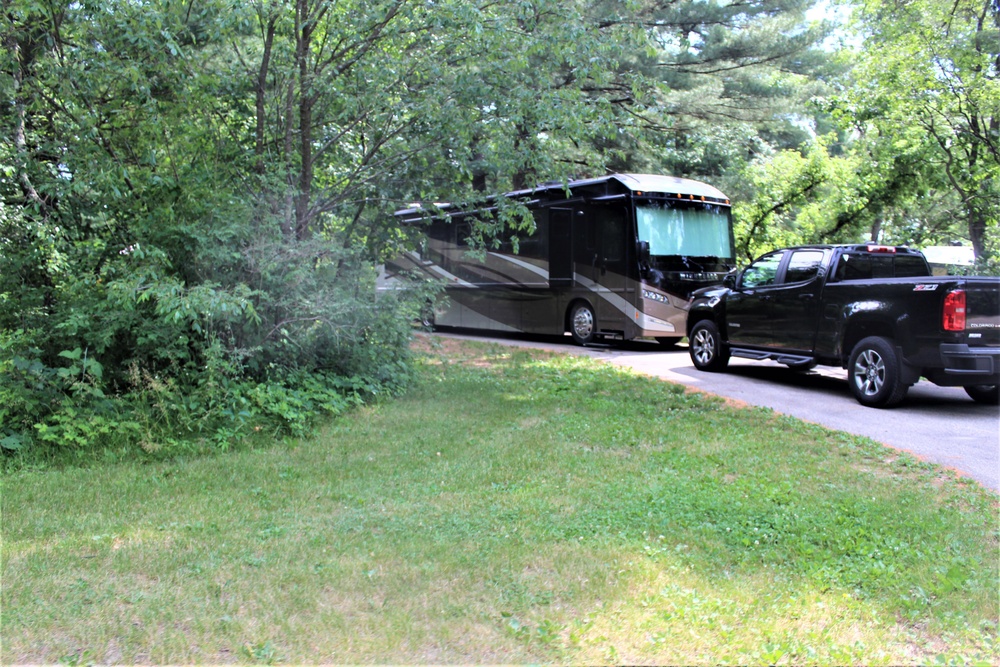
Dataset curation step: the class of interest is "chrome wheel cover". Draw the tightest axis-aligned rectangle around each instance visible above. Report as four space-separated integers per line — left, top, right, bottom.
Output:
692 328 715 366
572 307 594 340
853 348 885 396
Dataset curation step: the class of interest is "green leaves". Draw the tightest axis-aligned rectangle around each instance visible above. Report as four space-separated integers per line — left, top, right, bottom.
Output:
829 0 1000 260
57 347 104 382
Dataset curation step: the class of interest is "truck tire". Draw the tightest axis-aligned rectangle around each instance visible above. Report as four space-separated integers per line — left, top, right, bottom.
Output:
848 336 909 408
964 384 1000 405
569 302 597 346
689 320 730 372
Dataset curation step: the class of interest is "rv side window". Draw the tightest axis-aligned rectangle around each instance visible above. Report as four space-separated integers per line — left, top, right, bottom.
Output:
427 219 452 244
600 208 626 263
516 209 548 261
455 222 471 248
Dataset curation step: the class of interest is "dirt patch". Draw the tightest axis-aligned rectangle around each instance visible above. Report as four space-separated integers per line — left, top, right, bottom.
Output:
410 332 561 369
679 384 750 409
410 332 465 356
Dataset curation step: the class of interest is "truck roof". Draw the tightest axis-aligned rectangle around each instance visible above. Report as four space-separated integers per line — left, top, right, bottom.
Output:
780 243 926 257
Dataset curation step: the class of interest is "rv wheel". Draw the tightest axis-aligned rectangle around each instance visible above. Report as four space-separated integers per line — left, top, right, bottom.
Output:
569 302 597 346
655 337 683 350
420 301 435 329
964 384 1000 405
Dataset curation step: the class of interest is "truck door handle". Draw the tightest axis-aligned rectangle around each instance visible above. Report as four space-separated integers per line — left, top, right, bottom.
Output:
799 293 814 300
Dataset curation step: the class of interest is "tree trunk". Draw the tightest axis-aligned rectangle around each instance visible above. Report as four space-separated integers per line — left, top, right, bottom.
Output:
870 218 882 243
296 92 313 240
255 14 277 174
968 202 988 260
282 79 296 238
294 0 314 240
7 16 46 212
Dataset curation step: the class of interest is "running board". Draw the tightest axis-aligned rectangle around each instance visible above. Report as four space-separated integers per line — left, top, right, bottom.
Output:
730 348 815 366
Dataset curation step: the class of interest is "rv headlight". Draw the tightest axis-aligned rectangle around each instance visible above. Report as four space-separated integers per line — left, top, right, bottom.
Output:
643 289 669 304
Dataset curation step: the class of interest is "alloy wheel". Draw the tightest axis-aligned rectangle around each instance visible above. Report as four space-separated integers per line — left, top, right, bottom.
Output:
853 348 885 397
692 328 715 366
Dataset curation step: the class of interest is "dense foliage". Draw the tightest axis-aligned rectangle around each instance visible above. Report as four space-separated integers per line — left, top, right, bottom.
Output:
1 0 997 460
734 0 999 264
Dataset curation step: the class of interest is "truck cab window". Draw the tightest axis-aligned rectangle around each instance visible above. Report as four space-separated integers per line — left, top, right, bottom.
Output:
785 250 825 283
895 255 931 277
741 252 784 289
835 254 870 281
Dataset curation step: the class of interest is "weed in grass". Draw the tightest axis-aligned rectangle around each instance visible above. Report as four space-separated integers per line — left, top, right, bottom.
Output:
567 617 595 647
240 640 280 664
57 649 94 667
535 618 566 645
502 612 530 640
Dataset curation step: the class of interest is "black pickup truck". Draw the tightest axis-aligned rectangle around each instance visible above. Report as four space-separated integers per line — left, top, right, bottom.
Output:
686 244 1000 407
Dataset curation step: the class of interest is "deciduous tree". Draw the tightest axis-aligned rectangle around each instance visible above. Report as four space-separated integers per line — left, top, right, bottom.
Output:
834 0 999 260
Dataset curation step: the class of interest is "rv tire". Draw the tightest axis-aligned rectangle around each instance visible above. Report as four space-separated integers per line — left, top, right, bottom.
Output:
656 337 683 350
964 384 1000 405
420 301 435 329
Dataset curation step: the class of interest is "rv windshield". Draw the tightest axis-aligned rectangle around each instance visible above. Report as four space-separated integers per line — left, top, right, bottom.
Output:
636 202 732 259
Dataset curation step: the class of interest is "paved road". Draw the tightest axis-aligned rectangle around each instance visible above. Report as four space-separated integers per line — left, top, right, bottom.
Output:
431 330 1000 492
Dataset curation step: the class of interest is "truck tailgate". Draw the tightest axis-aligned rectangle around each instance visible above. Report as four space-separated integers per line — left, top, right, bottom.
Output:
965 277 1000 344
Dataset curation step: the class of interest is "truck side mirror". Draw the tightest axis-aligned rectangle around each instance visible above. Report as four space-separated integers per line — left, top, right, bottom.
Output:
724 272 738 290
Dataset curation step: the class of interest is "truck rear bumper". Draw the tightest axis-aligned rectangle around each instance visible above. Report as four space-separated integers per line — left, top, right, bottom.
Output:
934 343 1000 385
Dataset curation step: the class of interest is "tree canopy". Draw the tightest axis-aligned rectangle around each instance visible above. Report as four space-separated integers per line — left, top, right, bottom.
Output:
2 0 997 458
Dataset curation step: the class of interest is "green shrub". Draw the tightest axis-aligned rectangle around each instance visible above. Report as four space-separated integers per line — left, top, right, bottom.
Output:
0 232 429 466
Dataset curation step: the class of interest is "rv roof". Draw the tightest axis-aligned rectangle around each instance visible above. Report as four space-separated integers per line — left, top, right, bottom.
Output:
574 173 728 200
395 173 729 217
510 173 729 201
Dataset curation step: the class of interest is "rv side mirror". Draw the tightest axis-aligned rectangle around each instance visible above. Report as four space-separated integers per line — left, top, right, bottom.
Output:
636 240 651 264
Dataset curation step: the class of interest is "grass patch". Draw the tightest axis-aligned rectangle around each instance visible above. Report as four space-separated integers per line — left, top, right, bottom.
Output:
3 338 998 664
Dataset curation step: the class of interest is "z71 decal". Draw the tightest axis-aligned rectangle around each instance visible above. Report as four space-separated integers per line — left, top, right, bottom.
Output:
913 284 939 291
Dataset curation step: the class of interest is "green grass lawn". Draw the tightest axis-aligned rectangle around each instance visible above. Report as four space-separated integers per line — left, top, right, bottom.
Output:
3 337 997 664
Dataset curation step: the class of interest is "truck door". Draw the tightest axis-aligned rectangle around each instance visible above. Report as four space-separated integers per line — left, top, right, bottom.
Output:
765 249 827 351
727 250 785 346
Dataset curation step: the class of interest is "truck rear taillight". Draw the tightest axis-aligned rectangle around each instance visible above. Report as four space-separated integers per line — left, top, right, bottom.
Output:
943 290 966 331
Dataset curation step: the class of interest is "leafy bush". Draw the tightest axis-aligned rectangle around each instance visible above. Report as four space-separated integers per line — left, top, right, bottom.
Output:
0 221 431 465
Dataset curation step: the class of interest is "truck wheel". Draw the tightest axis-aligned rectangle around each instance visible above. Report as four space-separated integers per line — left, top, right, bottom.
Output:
848 336 909 408
569 302 597 346
964 384 1000 405
689 320 729 372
